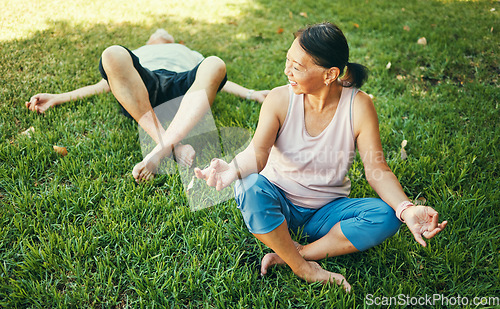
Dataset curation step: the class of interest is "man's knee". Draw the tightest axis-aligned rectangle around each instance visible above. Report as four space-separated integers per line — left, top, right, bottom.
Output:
201 56 227 80
101 45 131 71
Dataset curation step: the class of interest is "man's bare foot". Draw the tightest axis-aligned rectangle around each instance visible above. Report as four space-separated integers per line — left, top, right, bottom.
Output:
132 143 195 183
132 160 156 183
132 147 163 182
173 143 195 168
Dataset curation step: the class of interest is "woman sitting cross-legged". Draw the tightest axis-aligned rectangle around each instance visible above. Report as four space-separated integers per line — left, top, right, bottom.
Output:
195 22 447 292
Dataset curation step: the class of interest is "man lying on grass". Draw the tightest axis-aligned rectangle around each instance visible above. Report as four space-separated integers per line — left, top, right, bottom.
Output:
25 29 269 182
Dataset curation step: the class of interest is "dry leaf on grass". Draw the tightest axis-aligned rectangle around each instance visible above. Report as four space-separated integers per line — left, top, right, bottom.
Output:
403 25 411 32
21 126 35 138
400 139 408 160
53 145 68 156
386 62 392 69
299 12 308 18
417 37 427 45
277 27 284 34
353 23 360 28
415 197 427 206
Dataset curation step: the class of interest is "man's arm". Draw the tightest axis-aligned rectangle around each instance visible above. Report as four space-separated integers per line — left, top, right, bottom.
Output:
26 79 110 113
221 81 270 104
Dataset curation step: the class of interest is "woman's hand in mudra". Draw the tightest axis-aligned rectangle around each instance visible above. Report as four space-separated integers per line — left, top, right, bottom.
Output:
401 206 448 247
194 158 238 191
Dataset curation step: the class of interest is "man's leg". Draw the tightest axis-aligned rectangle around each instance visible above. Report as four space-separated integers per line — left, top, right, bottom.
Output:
100 45 226 181
131 55 227 182
101 45 166 144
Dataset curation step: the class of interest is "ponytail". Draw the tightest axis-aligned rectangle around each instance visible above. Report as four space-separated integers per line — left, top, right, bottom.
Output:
296 22 369 89
344 62 369 88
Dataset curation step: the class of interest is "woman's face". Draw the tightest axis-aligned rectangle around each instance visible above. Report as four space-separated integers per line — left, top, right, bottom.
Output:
284 38 326 95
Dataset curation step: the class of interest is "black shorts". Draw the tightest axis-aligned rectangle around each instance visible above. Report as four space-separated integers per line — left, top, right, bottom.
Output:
98 46 227 119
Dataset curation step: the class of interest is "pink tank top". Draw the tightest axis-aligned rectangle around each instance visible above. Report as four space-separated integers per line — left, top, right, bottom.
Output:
260 85 358 209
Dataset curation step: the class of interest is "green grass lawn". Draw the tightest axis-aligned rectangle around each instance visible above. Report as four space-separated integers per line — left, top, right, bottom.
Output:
1 0 499 307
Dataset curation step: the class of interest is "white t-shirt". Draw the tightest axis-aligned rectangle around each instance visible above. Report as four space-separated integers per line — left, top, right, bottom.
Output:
132 43 205 73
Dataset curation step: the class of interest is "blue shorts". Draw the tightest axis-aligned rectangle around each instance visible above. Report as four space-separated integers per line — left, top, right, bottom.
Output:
98 46 227 119
234 174 401 251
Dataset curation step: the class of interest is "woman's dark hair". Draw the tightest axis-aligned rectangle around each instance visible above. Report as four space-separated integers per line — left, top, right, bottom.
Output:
295 22 368 88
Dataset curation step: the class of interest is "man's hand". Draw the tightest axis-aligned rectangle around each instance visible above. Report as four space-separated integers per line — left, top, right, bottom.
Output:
401 206 448 247
251 90 271 104
25 93 61 113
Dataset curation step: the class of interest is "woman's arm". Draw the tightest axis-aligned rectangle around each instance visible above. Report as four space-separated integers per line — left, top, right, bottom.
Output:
26 79 110 113
354 92 409 207
221 80 270 104
354 91 447 246
195 86 288 190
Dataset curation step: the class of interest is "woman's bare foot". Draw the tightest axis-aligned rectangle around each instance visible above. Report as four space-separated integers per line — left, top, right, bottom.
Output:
261 241 302 276
301 261 351 292
260 243 351 292
260 253 285 276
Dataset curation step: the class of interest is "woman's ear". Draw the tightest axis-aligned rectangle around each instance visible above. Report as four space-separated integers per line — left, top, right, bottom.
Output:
324 67 341 85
